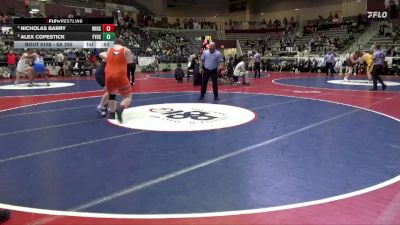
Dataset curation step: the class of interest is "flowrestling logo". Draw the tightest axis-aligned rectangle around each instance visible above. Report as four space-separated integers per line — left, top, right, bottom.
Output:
108 103 256 131
366 11 388 19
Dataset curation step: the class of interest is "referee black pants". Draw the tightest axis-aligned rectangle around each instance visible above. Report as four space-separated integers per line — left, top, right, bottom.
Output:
372 64 385 89
326 62 334 76
254 62 261 78
200 68 218 98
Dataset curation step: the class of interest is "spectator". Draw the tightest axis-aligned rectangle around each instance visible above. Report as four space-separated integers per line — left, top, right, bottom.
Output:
55 52 65 76
63 59 72 77
175 63 184 83
311 59 319 73
6 50 17 79
67 51 77 61
233 56 250 85
189 55 201 86
379 24 385 37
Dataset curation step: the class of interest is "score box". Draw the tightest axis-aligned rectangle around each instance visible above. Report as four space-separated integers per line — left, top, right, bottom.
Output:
13 41 114 49
102 32 115 41
102 24 115 32
83 41 114 48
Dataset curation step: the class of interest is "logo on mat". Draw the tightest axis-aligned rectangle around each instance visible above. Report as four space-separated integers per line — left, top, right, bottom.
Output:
149 108 220 121
108 103 256 131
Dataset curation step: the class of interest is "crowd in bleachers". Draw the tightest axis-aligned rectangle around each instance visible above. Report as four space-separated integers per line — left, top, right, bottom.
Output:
278 14 368 55
173 18 217 30
306 33 350 53
0 12 15 74
279 31 298 52
228 16 300 58
351 20 400 56
136 15 218 30
243 35 274 56
116 24 190 64
303 13 367 34
145 30 189 63
227 16 299 31
0 14 12 26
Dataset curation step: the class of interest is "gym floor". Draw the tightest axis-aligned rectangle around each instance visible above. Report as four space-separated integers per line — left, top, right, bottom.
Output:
0 72 399 225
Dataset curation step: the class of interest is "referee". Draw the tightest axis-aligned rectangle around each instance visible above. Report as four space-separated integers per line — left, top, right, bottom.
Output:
371 44 387 91
324 49 335 76
199 42 224 101
254 51 261 78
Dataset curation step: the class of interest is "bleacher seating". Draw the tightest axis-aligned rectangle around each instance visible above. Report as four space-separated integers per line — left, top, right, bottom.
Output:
53 0 98 9
0 0 27 17
225 32 280 55
294 27 360 54
119 0 155 15
362 35 397 53
119 26 204 63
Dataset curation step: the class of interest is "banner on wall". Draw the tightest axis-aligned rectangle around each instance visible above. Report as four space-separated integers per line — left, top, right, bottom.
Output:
138 56 156 66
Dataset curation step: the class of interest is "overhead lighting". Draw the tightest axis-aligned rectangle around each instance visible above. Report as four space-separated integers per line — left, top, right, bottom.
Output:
29 11 35 14
294 8 299 11
31 8 39 12
261 12 264 15
117 10 121 13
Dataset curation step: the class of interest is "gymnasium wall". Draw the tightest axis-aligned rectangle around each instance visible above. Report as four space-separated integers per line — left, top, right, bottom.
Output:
166 0 367 24
134 0 168 16
253 0 367 22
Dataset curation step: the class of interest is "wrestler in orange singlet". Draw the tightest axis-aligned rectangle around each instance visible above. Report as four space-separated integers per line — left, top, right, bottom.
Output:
100 38 134 123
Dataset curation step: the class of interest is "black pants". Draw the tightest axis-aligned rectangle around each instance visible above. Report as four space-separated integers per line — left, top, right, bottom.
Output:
372 64 385 89
193 72 202 86
127 63 136 84
57 62 64 76
326 62 334 75
201 68 218 97
254 62 261 78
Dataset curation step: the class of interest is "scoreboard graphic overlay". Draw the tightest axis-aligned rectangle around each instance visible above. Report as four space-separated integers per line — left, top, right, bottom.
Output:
13 18 115 49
